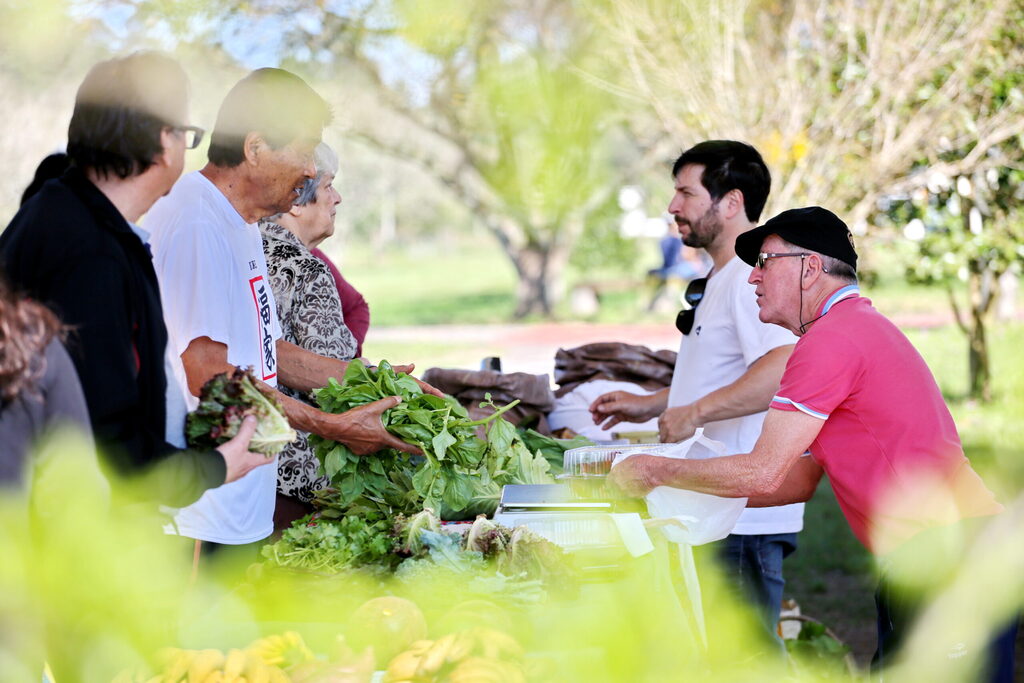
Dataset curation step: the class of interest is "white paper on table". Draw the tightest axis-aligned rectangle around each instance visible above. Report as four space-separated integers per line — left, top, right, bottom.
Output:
609 512 655 557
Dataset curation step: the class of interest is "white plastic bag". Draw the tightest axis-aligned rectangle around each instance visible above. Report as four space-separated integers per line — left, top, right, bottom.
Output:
614 429 747 546
547 380 661 442
612 429 747 650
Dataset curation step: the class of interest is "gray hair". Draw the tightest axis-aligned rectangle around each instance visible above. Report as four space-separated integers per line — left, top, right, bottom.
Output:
778 238 858 284
820 254 858 283
294 142 338 206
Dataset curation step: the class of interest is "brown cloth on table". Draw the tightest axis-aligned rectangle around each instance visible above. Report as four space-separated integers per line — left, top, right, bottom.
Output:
422 367 555 432
554 342 678 398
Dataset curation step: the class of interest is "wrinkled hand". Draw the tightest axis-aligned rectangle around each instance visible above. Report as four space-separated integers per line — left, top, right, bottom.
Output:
217 416 275 484
658 404 700 443
320 396 423 455
390 362 445 398
589 391 660 431
608 454 664 498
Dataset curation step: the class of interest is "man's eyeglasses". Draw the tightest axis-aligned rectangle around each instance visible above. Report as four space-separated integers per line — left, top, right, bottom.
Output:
172 125 205 150
756 252 809 269
675 277 707 335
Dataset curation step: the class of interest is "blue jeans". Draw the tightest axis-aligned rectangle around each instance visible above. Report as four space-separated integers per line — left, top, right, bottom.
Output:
712 533 798 637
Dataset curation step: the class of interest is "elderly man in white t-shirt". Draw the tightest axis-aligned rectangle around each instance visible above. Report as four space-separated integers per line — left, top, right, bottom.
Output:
590 140 801 640
147 68 431 552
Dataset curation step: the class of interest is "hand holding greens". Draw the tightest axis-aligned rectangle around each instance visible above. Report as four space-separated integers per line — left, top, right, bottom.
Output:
186 366 296 456
310 360 560 520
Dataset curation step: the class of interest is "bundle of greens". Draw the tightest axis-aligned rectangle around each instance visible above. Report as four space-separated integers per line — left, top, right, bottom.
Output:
515 428 594 473
310 360 555 520
259 513 399 574
256 509 577 607
390 510 569 605
186 366 296 455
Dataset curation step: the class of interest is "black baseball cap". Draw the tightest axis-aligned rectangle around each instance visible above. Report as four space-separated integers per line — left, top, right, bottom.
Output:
735 206 858 271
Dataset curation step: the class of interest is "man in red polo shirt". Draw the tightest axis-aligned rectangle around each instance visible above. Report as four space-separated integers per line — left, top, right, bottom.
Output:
609 206 1013 680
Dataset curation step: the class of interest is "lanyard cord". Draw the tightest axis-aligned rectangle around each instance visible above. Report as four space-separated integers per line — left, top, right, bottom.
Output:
798 259 855 334
797 257 818 335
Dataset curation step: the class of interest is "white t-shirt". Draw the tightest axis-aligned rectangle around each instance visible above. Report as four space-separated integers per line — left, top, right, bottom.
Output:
146 171 281 544
668 256 804 535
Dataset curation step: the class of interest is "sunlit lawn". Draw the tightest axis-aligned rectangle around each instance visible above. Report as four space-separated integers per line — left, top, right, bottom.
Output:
330 237 520 326
336 236 973 328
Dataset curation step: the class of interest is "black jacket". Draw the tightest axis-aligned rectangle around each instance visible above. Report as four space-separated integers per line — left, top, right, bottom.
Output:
0 167 224 505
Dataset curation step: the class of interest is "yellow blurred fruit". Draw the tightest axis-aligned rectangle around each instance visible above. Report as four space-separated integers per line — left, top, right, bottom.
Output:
247 632 315 670
347 596 428 669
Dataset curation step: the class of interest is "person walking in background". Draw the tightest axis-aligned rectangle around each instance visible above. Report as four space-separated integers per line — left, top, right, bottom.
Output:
648 213 711 312
591 140 802 644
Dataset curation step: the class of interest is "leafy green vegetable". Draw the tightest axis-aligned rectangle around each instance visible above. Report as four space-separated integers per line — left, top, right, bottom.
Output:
310 360 555 520
256 508 576 608
393 508 443 556
389 509 571 606
516 428 594 473
185 366 296 455
785 619 853 678
498 526 577 599
464 516 511 558
259 513 399 574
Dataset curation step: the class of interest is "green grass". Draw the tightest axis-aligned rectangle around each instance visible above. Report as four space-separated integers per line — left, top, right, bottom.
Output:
909 322 1024 498
784 480 877 662
329 237 1007 327
327 238 519 326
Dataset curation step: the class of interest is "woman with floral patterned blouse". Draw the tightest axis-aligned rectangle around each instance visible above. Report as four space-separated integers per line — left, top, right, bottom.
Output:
259 142 358 528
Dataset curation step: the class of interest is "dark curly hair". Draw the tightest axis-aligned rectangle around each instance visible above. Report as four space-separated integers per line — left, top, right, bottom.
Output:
0 274 64 404
67 51 188 179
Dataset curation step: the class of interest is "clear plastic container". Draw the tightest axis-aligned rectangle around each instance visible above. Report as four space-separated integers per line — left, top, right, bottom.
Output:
558 443 675 498
522 514 621 550
561 442 675 476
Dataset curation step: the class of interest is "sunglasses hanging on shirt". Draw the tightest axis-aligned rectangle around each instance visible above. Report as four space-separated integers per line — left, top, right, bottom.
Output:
675 276 708 335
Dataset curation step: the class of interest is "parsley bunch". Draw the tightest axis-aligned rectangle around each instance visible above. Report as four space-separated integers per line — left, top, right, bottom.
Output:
260 514 398 574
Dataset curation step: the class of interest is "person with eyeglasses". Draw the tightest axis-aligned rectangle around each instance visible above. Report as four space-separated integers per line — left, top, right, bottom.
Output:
590 140 801 646
0 52 269 511
610 206 1014 680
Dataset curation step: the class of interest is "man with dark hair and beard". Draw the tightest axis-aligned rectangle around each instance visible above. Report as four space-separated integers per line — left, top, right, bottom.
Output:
590 140 802 646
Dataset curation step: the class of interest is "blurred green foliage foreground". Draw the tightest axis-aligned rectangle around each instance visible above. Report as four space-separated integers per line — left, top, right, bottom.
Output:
3 394 1024 681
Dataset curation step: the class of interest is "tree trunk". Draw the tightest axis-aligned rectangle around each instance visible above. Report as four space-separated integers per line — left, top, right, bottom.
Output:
967 311 990 402
509 243 566 319
965 234 996 402
948 275 991 402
